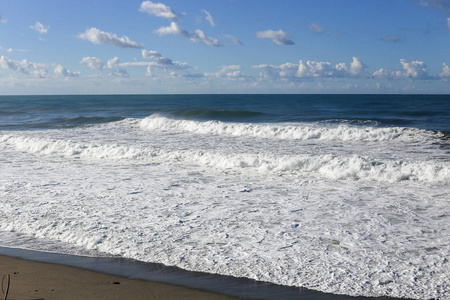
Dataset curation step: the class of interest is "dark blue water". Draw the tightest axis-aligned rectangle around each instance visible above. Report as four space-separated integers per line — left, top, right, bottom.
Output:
1 94 449 132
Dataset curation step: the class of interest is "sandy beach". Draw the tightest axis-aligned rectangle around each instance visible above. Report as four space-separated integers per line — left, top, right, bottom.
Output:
0 255 240 300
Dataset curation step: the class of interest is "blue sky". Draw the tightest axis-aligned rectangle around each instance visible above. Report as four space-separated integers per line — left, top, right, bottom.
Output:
0 0 449 94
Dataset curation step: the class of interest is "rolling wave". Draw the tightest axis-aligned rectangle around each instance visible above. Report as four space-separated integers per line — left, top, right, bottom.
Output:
139 114 441 143
0 115 125 130
2 134 448 184
172 109 267 121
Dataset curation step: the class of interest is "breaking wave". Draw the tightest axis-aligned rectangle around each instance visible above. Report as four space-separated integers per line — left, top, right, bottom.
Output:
2 134 448 184
139 114 441 143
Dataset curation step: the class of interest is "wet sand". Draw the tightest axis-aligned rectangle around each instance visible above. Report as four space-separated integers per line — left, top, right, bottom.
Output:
0 247 404 300
0 254 239 300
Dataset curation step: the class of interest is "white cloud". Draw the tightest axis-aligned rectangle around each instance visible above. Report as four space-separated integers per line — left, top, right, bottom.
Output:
335 57 368 76
439 63 450 79
77 27 143 49
139 1 180 21
202 10 216 26
154 21 190 36
31 69 48 78
80 56 126 78
111 68 129 78
253 62 299 80
400 59 431 79
308 23 328 35
107 57 120 69
54 65 80 77
296 61 334 78
118 61 155 67
1 56 19 71
30 21 49 34
154 22 223 47
255 29 294 45
0 14 6 24
0 56 33 74
191 29 222 46
80 57 105 70
222 34 243 45
113 50 189 78
204 65 242 78
6 48 31 53
1 56 50 78
372 59 435 80
184 65 250 81
254 57 366 80
446 17 450 30
19 59 47 70
142 50 172 65
253 57 367 81
141 49 190 69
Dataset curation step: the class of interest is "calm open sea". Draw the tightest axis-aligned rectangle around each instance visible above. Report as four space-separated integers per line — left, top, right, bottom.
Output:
1 94 449 299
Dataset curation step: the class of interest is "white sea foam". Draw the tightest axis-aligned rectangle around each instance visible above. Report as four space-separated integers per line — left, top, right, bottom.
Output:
1 117 450 300
139 114 440 143
1 134 449 184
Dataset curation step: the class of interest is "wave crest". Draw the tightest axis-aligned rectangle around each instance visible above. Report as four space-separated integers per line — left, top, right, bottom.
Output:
139 114 439 142
2 134 448 184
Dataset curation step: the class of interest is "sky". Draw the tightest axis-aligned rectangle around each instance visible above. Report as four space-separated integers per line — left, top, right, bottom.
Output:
0 0 450 95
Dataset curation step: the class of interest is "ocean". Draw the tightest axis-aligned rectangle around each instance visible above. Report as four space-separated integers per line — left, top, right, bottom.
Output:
0 94 449 299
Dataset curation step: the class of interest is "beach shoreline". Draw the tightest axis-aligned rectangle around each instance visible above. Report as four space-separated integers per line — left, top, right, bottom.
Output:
0 246 404 300
0 254 240 300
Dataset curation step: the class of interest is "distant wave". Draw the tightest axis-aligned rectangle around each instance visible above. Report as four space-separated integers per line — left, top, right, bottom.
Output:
2 134 448 184
172 109 267 121
139 114 441 143
1 116 125 130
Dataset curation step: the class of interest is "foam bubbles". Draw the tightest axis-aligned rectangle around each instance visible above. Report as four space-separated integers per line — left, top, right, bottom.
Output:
1 116 450 299
140 114 440 142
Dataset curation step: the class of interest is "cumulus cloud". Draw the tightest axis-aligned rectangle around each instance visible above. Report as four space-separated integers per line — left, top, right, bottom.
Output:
80 57 105 70
1 56 20 71
202 10 216 26
154 22 223 46
80 56 123 77
0 14 6 24
54 65 80 77
308 23 328 35
154 21 189 36
141 49 190 69
77 27 143 49
255 29 294 45
114 50 189 77
142 50 172 64
440 63 450 79
253 62 299 80
107 57 119 69
204 65 244 79
381 36 403 43
253 57 367 81
111 68 129 78
372 59 435 80
19 59 47 70
1 56 48 76
139 1 180 21
30 21 49 34
191 29 222 46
